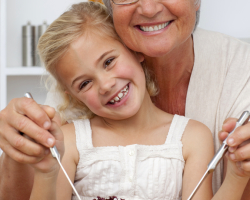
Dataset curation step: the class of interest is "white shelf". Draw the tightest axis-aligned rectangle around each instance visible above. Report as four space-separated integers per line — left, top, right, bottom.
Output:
0 0 85 110
6 67 46 76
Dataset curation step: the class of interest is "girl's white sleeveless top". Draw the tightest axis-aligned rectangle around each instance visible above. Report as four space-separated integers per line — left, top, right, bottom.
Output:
72 115 189 200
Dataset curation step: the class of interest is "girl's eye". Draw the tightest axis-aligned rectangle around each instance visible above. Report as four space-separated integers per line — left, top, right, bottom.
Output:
79 80 91 90
104 58 115 68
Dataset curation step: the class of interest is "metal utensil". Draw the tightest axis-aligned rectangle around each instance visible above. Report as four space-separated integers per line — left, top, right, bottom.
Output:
187 111 250 200
24 92 81 200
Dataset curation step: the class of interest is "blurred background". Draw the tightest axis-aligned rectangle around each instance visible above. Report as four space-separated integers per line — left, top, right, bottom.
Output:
0 0 250 110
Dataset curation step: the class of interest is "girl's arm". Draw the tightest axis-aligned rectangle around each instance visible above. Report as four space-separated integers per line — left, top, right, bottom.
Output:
182 120 249 200
29 120 64 200
181 120 214 200
29 122 78 200
56 123 79 200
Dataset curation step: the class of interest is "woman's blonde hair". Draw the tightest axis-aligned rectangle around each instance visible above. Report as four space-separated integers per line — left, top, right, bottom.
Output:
38 1 157 123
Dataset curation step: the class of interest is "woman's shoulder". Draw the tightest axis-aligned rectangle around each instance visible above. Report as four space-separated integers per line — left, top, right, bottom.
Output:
194 28 250 58
182 119 214 160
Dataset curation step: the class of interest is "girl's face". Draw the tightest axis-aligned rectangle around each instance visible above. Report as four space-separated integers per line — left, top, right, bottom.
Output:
112 0 200 57
55 33 146 120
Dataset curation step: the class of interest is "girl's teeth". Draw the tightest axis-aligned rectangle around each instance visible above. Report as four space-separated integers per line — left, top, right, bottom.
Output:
109 85 129 104
118 93 123 98
122 86 128 92
154 26 158 31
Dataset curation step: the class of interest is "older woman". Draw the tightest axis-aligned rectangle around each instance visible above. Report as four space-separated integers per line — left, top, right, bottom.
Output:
0 0 250 199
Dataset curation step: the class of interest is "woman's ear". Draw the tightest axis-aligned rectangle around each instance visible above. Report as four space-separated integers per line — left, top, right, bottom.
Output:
65 90 70 94
195 0 201 11
136 52 145 63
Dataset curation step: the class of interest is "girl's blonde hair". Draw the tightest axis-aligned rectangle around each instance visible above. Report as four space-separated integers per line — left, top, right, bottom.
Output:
38 2 157 123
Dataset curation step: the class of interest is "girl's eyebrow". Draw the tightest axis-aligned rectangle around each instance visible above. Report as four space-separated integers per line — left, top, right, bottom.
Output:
71 75 86 88
96 49 115 64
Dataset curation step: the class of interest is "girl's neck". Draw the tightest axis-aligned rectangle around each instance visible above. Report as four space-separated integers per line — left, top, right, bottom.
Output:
145 36 195 115
94 92 167 138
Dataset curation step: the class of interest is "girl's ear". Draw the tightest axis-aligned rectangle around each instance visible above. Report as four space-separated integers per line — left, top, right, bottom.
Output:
65 90 70 94
136 52 145 63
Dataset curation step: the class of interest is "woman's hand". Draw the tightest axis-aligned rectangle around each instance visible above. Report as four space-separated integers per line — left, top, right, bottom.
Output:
219 118 250 176
0 97 60 164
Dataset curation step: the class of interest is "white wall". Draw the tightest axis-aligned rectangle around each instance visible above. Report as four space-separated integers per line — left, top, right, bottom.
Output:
7 0 250 68
7 0 85 68
199 0 250 39
5 0 85 104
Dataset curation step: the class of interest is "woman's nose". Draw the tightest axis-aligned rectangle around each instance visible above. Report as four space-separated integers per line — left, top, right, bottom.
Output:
98 77 116 95
137 0 163 18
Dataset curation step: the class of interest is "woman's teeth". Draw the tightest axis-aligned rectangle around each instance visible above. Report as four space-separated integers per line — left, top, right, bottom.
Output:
109 85 129 104
140 22 170 32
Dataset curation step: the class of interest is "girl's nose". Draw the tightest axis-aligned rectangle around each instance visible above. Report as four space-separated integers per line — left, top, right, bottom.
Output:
137 0 163 18
99 77 116 95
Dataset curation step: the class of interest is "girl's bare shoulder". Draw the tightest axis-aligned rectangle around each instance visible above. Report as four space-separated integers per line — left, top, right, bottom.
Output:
182 119 214 161
60 122 79 164
61 122 75 135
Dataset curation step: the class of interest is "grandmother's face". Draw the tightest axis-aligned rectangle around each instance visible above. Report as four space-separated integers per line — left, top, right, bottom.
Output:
112 0 200 57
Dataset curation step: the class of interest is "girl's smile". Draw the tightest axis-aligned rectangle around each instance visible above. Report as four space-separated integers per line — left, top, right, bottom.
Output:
107 83 130 105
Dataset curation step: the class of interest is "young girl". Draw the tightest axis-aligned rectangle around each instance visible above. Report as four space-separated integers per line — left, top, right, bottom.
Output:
29 2 249 200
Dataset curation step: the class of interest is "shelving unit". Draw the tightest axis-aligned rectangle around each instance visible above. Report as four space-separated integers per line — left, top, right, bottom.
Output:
0 0 84 110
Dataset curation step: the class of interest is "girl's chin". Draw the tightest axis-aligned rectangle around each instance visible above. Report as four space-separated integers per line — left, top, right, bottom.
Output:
101 107 141 121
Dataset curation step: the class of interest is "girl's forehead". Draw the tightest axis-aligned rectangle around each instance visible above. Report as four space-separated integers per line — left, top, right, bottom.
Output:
70 32 123 52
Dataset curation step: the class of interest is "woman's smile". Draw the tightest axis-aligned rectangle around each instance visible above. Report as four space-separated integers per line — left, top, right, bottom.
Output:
135 20 173 36
137 21 173 33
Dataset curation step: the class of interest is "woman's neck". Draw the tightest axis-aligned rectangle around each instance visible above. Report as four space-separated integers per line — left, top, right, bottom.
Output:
145 36 194 115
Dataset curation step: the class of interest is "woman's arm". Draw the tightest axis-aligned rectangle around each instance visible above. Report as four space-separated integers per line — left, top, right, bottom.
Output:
0 99 57 200
212 162 249 199
219 118 250 200
0 154 34 200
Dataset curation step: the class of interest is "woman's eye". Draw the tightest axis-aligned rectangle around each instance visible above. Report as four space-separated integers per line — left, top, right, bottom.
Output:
104 58 115 68
79 80 91 90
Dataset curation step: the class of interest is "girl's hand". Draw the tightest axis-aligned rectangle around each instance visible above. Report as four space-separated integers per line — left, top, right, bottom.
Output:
30 119 65 175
